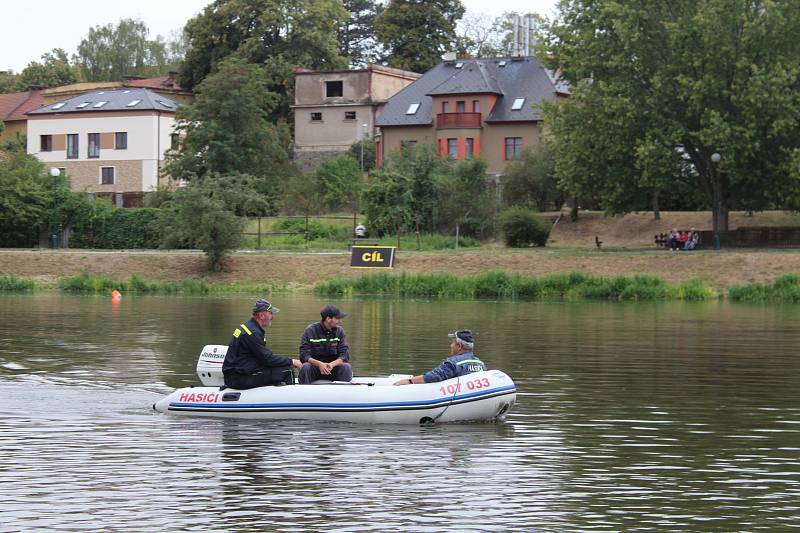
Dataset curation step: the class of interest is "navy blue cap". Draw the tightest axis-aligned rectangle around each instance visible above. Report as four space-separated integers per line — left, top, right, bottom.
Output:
448 329 474 344
253 299 279 314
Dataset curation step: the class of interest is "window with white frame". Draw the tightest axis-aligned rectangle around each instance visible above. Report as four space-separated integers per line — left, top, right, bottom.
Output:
115 132 127 150
101 167 115 185
504 137 523 159
88 133 100 158
67 134 79 159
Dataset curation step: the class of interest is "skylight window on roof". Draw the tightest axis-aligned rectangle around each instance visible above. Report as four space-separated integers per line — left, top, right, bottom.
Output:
51 102 65 110
92 101 108 108
157 100 174 108
498 60 507 67
511 97 526 110
406 103 420 115
76 102 90 109
98 91 105 94
123 90 130 93
455 62 464 69
127 99 141 107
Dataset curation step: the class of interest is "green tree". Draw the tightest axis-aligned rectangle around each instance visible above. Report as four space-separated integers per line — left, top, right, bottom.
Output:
158 177 266 271
375 0 465 73
18 49 77 89
178 0 348 119
387 144 446 230
77 18 169 81
362 169 413 236
439 157 495 237
166 58 287 184
315 155 363 211
0 151 88 247
501 144 564 211
542 0 800 230
280 172 325 216
348 139 376 173
0 71 20 93
339 0 382 66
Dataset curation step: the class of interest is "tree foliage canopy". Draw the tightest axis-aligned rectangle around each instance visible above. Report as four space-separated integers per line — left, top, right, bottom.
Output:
501 143 564 211
542 0 800 228
375 0 465 73
18 49 78 90
166 58 288 185
76 18 171 81
338 0 383 66
178 0 349 119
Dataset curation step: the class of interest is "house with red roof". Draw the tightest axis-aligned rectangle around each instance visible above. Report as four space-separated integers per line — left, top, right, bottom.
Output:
0 89 44 144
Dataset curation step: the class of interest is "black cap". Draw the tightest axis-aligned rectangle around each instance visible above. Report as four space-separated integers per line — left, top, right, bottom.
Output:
253 299 279 314
448 329 474 344
320 304 347 319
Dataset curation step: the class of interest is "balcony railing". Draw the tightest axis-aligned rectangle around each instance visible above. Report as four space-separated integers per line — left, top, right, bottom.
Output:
436 112 482 129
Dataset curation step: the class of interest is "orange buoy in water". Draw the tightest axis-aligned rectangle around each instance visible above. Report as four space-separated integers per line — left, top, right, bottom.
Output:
111 289 122 301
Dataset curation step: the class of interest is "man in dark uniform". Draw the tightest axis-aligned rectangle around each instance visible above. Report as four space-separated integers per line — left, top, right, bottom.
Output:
297 304 353 384
222 299 302 390
393 329 487 385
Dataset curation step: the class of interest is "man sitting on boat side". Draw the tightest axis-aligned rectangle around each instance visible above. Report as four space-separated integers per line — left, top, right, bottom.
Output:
222 299 302 390
393 330 487 386
298 304 353 384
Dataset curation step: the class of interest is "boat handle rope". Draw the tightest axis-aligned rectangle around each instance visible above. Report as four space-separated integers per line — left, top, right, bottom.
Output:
430 373 461 423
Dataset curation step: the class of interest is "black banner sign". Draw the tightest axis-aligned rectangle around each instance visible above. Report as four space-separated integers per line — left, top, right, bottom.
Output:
350 246 397 268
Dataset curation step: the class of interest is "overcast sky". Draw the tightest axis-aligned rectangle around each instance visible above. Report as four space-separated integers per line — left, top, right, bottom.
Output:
0 0 558 73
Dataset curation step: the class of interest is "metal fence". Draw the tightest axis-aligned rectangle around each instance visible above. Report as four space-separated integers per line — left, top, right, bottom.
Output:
244 214 359 249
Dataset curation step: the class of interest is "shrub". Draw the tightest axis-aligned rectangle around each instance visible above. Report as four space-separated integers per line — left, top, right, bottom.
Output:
277 218 343 240
0 275 35 291
69 207 162 249
498 207 551 247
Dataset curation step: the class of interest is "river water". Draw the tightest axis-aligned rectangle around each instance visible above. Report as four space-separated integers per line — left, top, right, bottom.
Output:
0 293 798 531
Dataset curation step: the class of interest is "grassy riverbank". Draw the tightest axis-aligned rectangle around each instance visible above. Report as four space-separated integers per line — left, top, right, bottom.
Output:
315 271 718 301
8 270 800 302
0 270 736 301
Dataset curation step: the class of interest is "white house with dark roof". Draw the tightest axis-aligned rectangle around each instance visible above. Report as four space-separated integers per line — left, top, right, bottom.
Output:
375 56 569 175
27 88 179 196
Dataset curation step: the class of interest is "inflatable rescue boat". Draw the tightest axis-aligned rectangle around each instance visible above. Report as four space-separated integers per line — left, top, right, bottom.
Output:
153 345 517 424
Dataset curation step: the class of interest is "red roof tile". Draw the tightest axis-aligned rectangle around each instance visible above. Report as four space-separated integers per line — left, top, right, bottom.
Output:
0 89 44 121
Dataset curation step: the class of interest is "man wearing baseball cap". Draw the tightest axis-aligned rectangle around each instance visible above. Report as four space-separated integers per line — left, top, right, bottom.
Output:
298 304 353 384
394 329 487 385
222 298 302 389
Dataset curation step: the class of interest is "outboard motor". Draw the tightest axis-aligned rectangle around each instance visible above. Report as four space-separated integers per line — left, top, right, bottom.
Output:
196 345 227 386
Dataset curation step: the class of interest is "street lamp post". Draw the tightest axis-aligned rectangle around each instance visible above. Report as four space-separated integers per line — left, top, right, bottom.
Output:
711 152 722 250
360 123 368 174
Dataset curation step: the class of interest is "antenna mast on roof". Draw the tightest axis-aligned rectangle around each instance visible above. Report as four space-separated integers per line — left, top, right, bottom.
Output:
513 15 534 57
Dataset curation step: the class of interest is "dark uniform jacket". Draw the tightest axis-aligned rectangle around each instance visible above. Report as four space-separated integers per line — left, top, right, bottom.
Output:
299 321 350 364
222 318 292 376
423 352 487 383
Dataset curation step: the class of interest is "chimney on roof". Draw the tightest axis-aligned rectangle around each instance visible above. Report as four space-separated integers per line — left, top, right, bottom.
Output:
442 51 457 62
164 71 178 87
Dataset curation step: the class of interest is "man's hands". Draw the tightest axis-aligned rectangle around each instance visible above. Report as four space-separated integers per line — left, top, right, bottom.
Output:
291 358 302 369
312 358 341 375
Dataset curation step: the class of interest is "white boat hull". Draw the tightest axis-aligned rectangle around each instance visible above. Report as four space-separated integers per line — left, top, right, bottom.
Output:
153 370 517 424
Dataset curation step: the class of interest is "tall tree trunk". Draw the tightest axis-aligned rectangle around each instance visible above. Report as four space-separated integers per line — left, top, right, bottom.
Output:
652 189 660 221
570 196 579 222
719 207 729 232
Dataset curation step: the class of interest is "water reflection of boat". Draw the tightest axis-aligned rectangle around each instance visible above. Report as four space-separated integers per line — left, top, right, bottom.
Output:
153 345 517 424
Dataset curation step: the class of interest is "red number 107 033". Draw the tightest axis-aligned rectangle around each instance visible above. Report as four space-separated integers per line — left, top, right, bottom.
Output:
440 377 491 395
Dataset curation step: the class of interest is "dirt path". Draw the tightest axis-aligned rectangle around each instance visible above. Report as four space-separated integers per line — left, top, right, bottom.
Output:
2 247 798 291
4 210 799 291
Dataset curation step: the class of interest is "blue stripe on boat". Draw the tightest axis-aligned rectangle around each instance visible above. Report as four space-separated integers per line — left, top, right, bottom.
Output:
168 385 516 412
